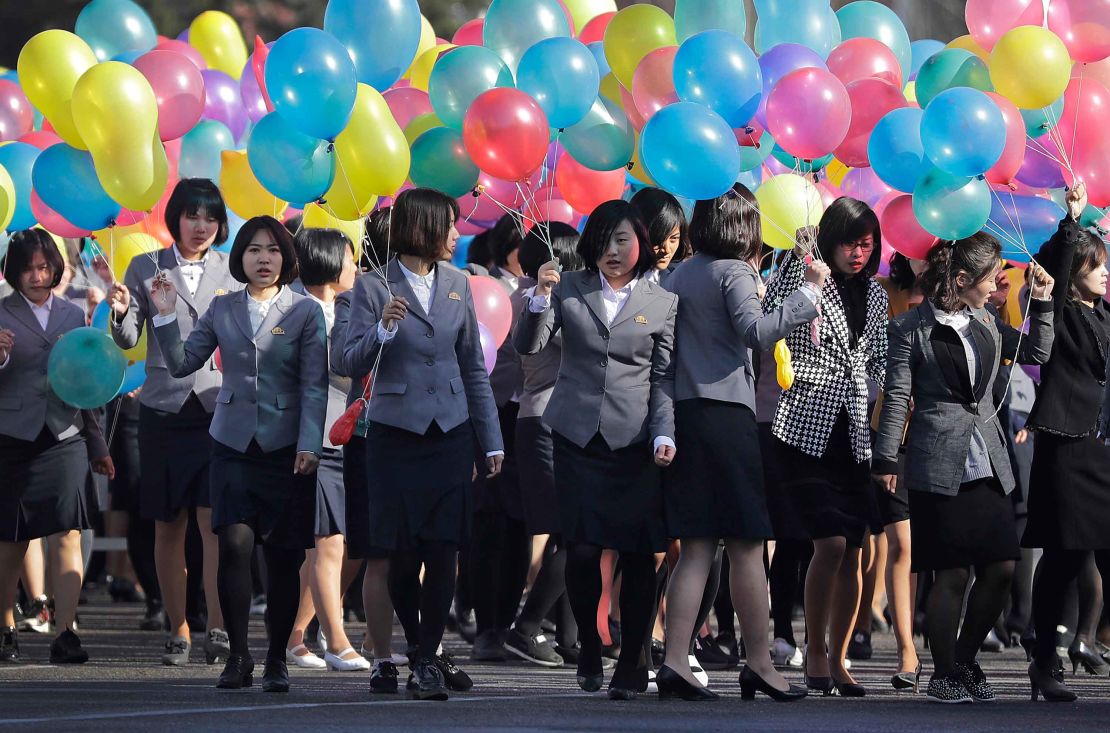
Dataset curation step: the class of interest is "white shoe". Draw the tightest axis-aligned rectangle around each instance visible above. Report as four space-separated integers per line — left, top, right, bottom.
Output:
771 638 803 668
317 627 328 655
358 637 409 667
325 647 372 671
286 644 327 669
646 669 658 694
688 654 710 686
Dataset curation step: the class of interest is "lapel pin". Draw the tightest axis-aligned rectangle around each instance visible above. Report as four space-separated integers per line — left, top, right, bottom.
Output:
448 291 461 301
215 288 227 295
271 326 285 335
634 314 648 325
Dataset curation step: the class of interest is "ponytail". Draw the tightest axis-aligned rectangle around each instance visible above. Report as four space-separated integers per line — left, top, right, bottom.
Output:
920 233 1001 312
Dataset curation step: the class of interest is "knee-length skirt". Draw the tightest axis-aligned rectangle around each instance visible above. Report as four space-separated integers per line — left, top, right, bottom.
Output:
515 416 560 536
910 477 1020 572
138 395 212 522
0 430 91 542
1022 432 1110 550
314 448 346 537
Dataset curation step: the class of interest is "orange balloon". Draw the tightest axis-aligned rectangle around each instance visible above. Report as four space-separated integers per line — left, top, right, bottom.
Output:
555 154 626 214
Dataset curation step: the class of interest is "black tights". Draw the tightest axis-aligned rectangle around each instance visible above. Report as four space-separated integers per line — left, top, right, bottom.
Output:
470 511 530 635
516 537 577 646
388 541 458 663
926 561 1014 677
769 539 812 646
1032 549 1110 668
217 524 304 663
566 543 655 689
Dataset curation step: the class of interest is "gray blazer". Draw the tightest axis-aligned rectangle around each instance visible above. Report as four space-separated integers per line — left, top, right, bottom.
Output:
665 253 818 410
513 270 677 450
153 288 329 455
487 265 524 407
112 247 242 413
340 259 503 454
0 294 108 460
874 300 1055 496
511 278 561 420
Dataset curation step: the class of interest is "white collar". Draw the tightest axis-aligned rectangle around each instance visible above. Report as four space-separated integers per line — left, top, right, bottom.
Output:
247 286 283 307
172 244 210 267
399 259 436 286
20 292 53 312
600 272 638 297
931 301 972 329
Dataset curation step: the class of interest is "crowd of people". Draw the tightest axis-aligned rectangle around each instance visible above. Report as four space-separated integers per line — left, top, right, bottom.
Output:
1 175 1109 705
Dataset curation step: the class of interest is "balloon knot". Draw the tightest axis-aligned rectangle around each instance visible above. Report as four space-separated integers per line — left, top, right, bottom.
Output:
745 126 754 135
626 161 634 170
1008 183 1018 191
326 143 335 153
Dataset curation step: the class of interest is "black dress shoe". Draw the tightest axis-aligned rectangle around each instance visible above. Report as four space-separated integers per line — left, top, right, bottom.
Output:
656 665 719 701
577 670 604 692
261 659 290 692
216 654 254 689
1029 659 1078 702
49 629 89 664
409 659 449 701
139 600 168 632
650 638 665 667
370 660 399 694
108 576 146 604
1 626 19 663
739 665 807 702
607 686 637 700
435 651 473 691
834 679 866 697
847 631 873 661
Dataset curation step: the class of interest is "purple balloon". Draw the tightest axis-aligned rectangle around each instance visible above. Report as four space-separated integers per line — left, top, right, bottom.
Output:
839 166 893 208
755 43 827 128
1015 135 1066 189
477 322 496 375
202 69 249 142
177 28 189 42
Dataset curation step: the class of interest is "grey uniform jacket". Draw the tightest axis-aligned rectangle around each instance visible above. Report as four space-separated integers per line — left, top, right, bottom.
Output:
340 259 503 454
513 270 677 451
665 254 818 410
873 300 1054 496
112 248 242 413
153 288 328 455
511 278 561 420
0 294 108 460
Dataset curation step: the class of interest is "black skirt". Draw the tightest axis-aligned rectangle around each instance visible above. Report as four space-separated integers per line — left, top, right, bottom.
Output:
910 477 1020 572
342 436 388 560
314 448 346 537
1023 432 1110 550
763 423 808 541
0 430 91 541
472 402 523 519
515 416 560 535
138 395 212 522
209 440 316 550
873 449 911 528
364 421 474 551
552 431 666 554
108 398 142 513
666 399 772 540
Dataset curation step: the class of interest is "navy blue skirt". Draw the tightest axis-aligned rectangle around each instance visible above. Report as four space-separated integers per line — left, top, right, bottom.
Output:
314 448 345 537
138 395 212 522
0 430 90 542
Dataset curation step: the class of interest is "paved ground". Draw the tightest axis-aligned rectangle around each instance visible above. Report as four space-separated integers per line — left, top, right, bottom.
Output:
2 596 1109 732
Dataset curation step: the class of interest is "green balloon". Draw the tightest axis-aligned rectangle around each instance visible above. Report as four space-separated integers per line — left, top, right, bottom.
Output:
48 327 127 409
561 97 634 172
410 127 480 198
1020 97 1065 138
915 49 992 109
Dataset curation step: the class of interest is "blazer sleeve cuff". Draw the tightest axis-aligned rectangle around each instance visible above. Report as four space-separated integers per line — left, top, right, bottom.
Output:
1029 297 1053 312
872 457 899 475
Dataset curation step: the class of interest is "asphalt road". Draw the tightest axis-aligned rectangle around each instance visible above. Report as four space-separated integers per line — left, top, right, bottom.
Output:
2 596 1109 732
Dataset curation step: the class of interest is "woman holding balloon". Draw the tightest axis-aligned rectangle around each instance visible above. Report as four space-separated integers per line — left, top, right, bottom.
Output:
0 229 115 665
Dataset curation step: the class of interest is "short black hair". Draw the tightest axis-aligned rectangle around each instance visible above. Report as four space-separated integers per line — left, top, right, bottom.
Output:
689 183 762 262
389 188 460 260
630 187 690 263
295 228 353 287
816 197 883 278
2 229 65 291
164 178 229 247
467 229 493 267
363 207 391 268
228 216 299 286
519 221 583 279
576 199 654 277
488 213 524 268
283 214 303 236
888 252 918 291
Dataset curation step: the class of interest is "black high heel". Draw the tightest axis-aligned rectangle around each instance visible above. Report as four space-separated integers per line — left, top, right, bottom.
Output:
656 665 718 701
739 665 807 702
833 679 866 697
1068 641 1110 676
216 654 254 689
1028 660 1077 702
803 650 833 695
891 661 922 693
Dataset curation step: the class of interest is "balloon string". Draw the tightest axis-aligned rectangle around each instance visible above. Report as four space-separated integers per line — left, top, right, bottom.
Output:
732 183 813 258
1043 97 1077 180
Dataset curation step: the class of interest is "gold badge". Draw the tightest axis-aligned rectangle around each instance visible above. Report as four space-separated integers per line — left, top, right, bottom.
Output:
215 288 227 295
634 315 648 325
271 327 285 335
448 291 461 301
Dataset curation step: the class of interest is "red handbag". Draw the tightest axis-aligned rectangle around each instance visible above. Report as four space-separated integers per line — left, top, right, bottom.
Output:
328 374 372 446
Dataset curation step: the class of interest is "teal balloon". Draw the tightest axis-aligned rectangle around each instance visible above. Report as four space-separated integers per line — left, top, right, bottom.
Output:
641 102 741 201
674 30 762 128
675 0 747 43
836 0 912 78
738 136 774 172
914 49 992 108
868 107 928 193
429 46 515 131
771 143 832 173
47 327 127 409
912 168 991 241
247 112 336 205
323 0 422 91
562 96 634 172
1020 97 1065 138
910 39 945 81
32 144 120 231
266 27 357 141
755 1 841 57
179 120 235 181
517 38 599 129
0 142 39 231
484 0 572 74
117 359 146 397
921 88 1005 178
410 127 480 198
75 0 157 62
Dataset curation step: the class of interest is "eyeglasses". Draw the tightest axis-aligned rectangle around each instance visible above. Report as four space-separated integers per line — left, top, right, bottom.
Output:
838 238 875 254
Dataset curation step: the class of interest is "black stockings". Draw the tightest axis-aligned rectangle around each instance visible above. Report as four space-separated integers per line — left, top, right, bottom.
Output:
388 541 458 663
926 561 1014 677
1033 549 1110 667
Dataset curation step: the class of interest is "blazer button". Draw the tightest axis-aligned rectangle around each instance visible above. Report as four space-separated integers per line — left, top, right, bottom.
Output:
969 402 978 410
602 334 610 340
597 386 604 394
425 331 434 338
600 359 608 367
427 386 436 394
425 359 434 366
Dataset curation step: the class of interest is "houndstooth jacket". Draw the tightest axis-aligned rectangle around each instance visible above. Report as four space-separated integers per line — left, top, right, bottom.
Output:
762 250 888 462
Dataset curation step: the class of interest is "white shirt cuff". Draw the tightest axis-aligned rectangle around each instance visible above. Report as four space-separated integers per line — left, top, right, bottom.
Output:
0 354 8 370
653 436 675 452
799 283 822 305
485 450 505 458
152 312 178 327
524 286 551 312
376 319 397 342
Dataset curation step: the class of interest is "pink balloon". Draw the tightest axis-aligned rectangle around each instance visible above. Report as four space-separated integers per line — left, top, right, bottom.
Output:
839 166 893 207
134 51 206 142
1075 55 1110 88
619 83 647 131
524 197 576 230
827 38 903 88
835 78 907 168
1048 0 1110 63
0 80 34 142
1058 75 1110 205
463 88 550 182
383 87 433 130
452 19 485 46
18 130 63 150
631 46 679 122
734 119 765 148
579 13 615 44
983 92 1026 186
966 0 1045 52
477 322 497 374
816 180 843 208
766 67 851 161
555 154 626 214
457 218 493 235
30 190 91 238
469 275 513 347
881 194 938 259
154 38 207 70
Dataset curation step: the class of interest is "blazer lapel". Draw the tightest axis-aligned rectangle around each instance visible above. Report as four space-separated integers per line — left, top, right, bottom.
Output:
256 287 293 340
929 323 975 403
231 290 255 342
610 278 653 330
192 250 221 308
4 295 49 343
821 279 853 357
164 248 196 311
969 313 996 402
574 272 609 332
386 259 431 325
43 296 71 339
426 263 453 319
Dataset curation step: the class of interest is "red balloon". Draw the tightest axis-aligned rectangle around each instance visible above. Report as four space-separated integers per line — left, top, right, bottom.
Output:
619 83 647 131
631 46 679 121
835 78 907 168
1058 75 1110 206
1048 0 1110 63
524 197 577 231
31 190 91 238
383 87 433 129
463 88 550 182
133 51 207 142
827 38 903 88
0 80 34 142
734 119 765 147
555 154 626 214
579 13 616 44
468 274 513 347
881 194 938 259
154 38 207 70
766 67 851 161
251 36 275 114
18 130 63 150
983 92 1026 186
452 19 485 46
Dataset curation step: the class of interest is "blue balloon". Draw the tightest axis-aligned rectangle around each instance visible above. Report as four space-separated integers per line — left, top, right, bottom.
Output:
0 70 17 85
75 0 157 62
32 144 120 231
323 0 422 91
674 30 761 129
836 0 912 79
179 120 235 181
910 39 946 81
0 142 39 231
430 46 516 131
641 102 741 201
912 168 991 241
675 0 747 43
484 0 572 74
247 113 336 205
921 88 1005 178
91 300 111 331
868 107 928 193
452 235 472 268
985 195 1065 263
754 0 841 57
117 359 147 396
215 210 247 253
517 38 599 130
586 42 611 79
47 327 127 409
266 27 358 141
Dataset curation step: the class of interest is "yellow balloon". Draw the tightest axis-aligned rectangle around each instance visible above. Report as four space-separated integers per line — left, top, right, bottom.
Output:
947 34 990 62
989 26 1073 110
0 163 13 232
404 113 445 145
110 232 161 284
825 159 850 187
903 80 917 105
1002 266 1027 327
189 11 248 79
323 83 410 218
302 203 369 262
408 44 455 92
599 72 624 108
603 5 676 89
562 0 617 35
628 132 655 186
774 339 794 390
220 150 287 220
404 15 438 80
16 30 98 149
754 174 825 251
